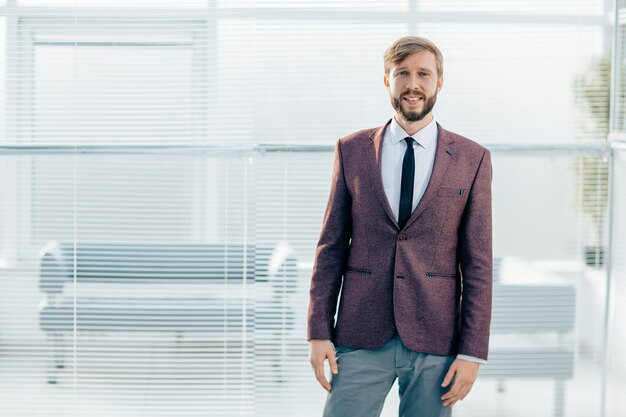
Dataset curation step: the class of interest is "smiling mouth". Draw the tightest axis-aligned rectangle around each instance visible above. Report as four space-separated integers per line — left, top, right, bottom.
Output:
403 96 424 104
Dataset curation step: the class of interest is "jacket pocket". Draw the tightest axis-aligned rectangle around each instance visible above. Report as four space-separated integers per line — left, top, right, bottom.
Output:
426 272 457 280
437 187 466 197
345 266 372 276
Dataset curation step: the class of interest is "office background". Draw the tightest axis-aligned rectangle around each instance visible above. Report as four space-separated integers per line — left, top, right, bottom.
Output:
0 0 625 415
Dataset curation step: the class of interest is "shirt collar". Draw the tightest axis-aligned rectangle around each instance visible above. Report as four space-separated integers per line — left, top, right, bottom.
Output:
388 114 438 149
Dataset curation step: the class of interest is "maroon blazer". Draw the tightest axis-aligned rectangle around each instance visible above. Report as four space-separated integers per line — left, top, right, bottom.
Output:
307 119 493 360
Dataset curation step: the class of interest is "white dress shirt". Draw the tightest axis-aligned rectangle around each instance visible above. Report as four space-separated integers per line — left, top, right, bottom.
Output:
381 114 487 365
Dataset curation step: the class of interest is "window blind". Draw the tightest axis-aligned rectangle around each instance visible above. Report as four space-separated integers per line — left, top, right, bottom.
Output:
0 1 619 416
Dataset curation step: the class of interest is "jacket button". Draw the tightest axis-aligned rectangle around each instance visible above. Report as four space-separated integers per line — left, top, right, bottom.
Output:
397 233 407 241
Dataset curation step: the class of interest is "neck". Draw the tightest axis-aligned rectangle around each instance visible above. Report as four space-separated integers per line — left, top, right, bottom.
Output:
395 113 434 136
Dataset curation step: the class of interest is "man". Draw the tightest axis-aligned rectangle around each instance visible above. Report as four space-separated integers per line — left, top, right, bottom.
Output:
307 36 493 417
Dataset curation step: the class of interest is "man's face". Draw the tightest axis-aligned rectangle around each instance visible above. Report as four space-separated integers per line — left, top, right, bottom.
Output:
384 50 443 122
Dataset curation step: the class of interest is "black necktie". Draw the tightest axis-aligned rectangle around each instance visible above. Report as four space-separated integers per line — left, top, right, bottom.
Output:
398 137 415 229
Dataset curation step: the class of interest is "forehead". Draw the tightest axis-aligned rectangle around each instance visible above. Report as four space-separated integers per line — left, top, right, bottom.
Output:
392 50 437 72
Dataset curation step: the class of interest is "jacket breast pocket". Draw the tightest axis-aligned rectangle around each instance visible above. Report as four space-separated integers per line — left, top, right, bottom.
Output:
437 187 466 197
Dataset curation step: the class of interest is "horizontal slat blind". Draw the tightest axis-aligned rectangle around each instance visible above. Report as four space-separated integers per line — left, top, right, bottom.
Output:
0 1 618 416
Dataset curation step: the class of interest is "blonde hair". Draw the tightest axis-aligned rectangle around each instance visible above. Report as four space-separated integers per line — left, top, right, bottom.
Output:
383 36 444 77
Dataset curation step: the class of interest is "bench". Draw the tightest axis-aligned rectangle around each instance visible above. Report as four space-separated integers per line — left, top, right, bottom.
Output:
481 283 576 417
38 241 298 384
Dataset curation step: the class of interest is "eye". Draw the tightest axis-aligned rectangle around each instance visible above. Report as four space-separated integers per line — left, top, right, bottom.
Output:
398 71 408 76
420 72 430 77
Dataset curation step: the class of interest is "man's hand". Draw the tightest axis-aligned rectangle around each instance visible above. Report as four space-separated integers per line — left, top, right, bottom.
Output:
440 358 480 406
309 339 339 392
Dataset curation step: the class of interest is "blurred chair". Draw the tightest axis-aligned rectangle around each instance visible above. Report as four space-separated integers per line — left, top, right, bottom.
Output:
481 283 576 417
38 241 298 384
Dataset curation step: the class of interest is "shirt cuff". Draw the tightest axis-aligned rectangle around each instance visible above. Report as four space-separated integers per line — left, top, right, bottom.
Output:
456 354 487 364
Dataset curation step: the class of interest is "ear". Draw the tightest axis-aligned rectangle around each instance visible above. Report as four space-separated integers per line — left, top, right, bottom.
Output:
437 74 443 92
383 74 390 89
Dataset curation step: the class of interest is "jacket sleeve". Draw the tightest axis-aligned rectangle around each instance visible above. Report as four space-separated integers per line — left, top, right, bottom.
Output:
307 139 352 341
457 148 493 360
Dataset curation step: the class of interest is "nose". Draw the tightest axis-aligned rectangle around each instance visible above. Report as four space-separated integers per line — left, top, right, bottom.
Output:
407 73 421 90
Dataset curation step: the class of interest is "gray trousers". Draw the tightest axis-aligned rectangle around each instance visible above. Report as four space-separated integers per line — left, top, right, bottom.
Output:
323 332 456 417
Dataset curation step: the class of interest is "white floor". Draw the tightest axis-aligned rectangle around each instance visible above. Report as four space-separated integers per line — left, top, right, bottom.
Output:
0 344 615 417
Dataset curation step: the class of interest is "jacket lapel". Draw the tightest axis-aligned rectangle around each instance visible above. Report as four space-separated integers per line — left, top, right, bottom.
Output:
366 119 398 228
366 120 456 231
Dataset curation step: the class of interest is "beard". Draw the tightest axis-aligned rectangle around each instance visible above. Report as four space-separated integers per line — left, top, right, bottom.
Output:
391 90 437 122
